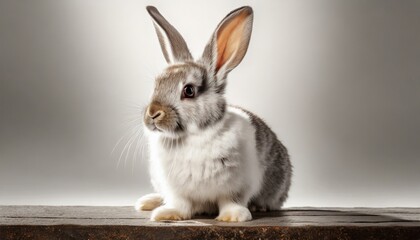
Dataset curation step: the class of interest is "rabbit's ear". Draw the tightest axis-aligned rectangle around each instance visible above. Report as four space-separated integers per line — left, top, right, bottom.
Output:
202 6 253 77
146 6 193 64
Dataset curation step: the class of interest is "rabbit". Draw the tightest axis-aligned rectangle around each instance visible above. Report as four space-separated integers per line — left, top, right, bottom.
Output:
134 6 292 222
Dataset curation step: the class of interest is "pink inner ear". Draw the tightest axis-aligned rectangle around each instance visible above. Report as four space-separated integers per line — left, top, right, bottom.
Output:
216 11 250 72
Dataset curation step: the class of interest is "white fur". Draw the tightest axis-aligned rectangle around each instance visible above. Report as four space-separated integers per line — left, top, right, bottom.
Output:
144 106 264 221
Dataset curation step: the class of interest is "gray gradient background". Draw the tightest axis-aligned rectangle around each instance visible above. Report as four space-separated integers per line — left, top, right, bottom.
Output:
1 0 419 207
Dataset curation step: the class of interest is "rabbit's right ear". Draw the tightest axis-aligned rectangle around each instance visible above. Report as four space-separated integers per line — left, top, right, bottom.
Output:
202 6 253 80
146 6 193 64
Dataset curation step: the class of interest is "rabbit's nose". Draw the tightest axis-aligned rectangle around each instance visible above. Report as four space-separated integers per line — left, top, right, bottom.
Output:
150 110 164 120
147 104 165 121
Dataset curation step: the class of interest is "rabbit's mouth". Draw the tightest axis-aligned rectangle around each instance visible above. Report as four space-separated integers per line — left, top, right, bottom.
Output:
144 121 165 133
144 115 185 136
151 125 162 132
143 101 185 135
144 118 187 140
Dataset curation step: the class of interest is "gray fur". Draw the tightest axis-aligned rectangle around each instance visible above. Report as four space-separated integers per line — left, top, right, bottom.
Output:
232 106 292 210
146 6 193 63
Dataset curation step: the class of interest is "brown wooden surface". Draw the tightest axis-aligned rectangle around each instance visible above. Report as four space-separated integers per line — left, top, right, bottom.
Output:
1 206 420 239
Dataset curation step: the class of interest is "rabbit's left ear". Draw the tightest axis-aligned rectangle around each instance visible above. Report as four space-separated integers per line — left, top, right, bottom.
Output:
147 6 193 64
202 6 253 78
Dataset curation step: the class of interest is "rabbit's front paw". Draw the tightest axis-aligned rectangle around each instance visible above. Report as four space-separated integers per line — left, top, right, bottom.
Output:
135 193 163 211
216 205 252 222
151 206 185 221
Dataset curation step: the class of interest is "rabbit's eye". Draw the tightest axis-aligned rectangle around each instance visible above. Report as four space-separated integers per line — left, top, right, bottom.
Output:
183 84 195 98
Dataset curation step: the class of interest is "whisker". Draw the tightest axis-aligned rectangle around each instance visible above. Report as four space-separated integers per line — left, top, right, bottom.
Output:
122 117 142 126
140 133 148 165
133 130 145 170
131 130 143 175
117 125 140 168
125 127 143 168
111 127 135 155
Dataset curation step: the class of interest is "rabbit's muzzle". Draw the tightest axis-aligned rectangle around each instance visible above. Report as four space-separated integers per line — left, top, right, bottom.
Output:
144 101 180 133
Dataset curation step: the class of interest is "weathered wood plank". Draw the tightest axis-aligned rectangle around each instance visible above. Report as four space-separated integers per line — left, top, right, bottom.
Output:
1 206 419 226
2 225 420 240
1 206 420 240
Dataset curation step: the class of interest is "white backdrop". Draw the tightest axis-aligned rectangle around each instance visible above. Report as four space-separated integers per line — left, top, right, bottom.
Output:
1 0 419 207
